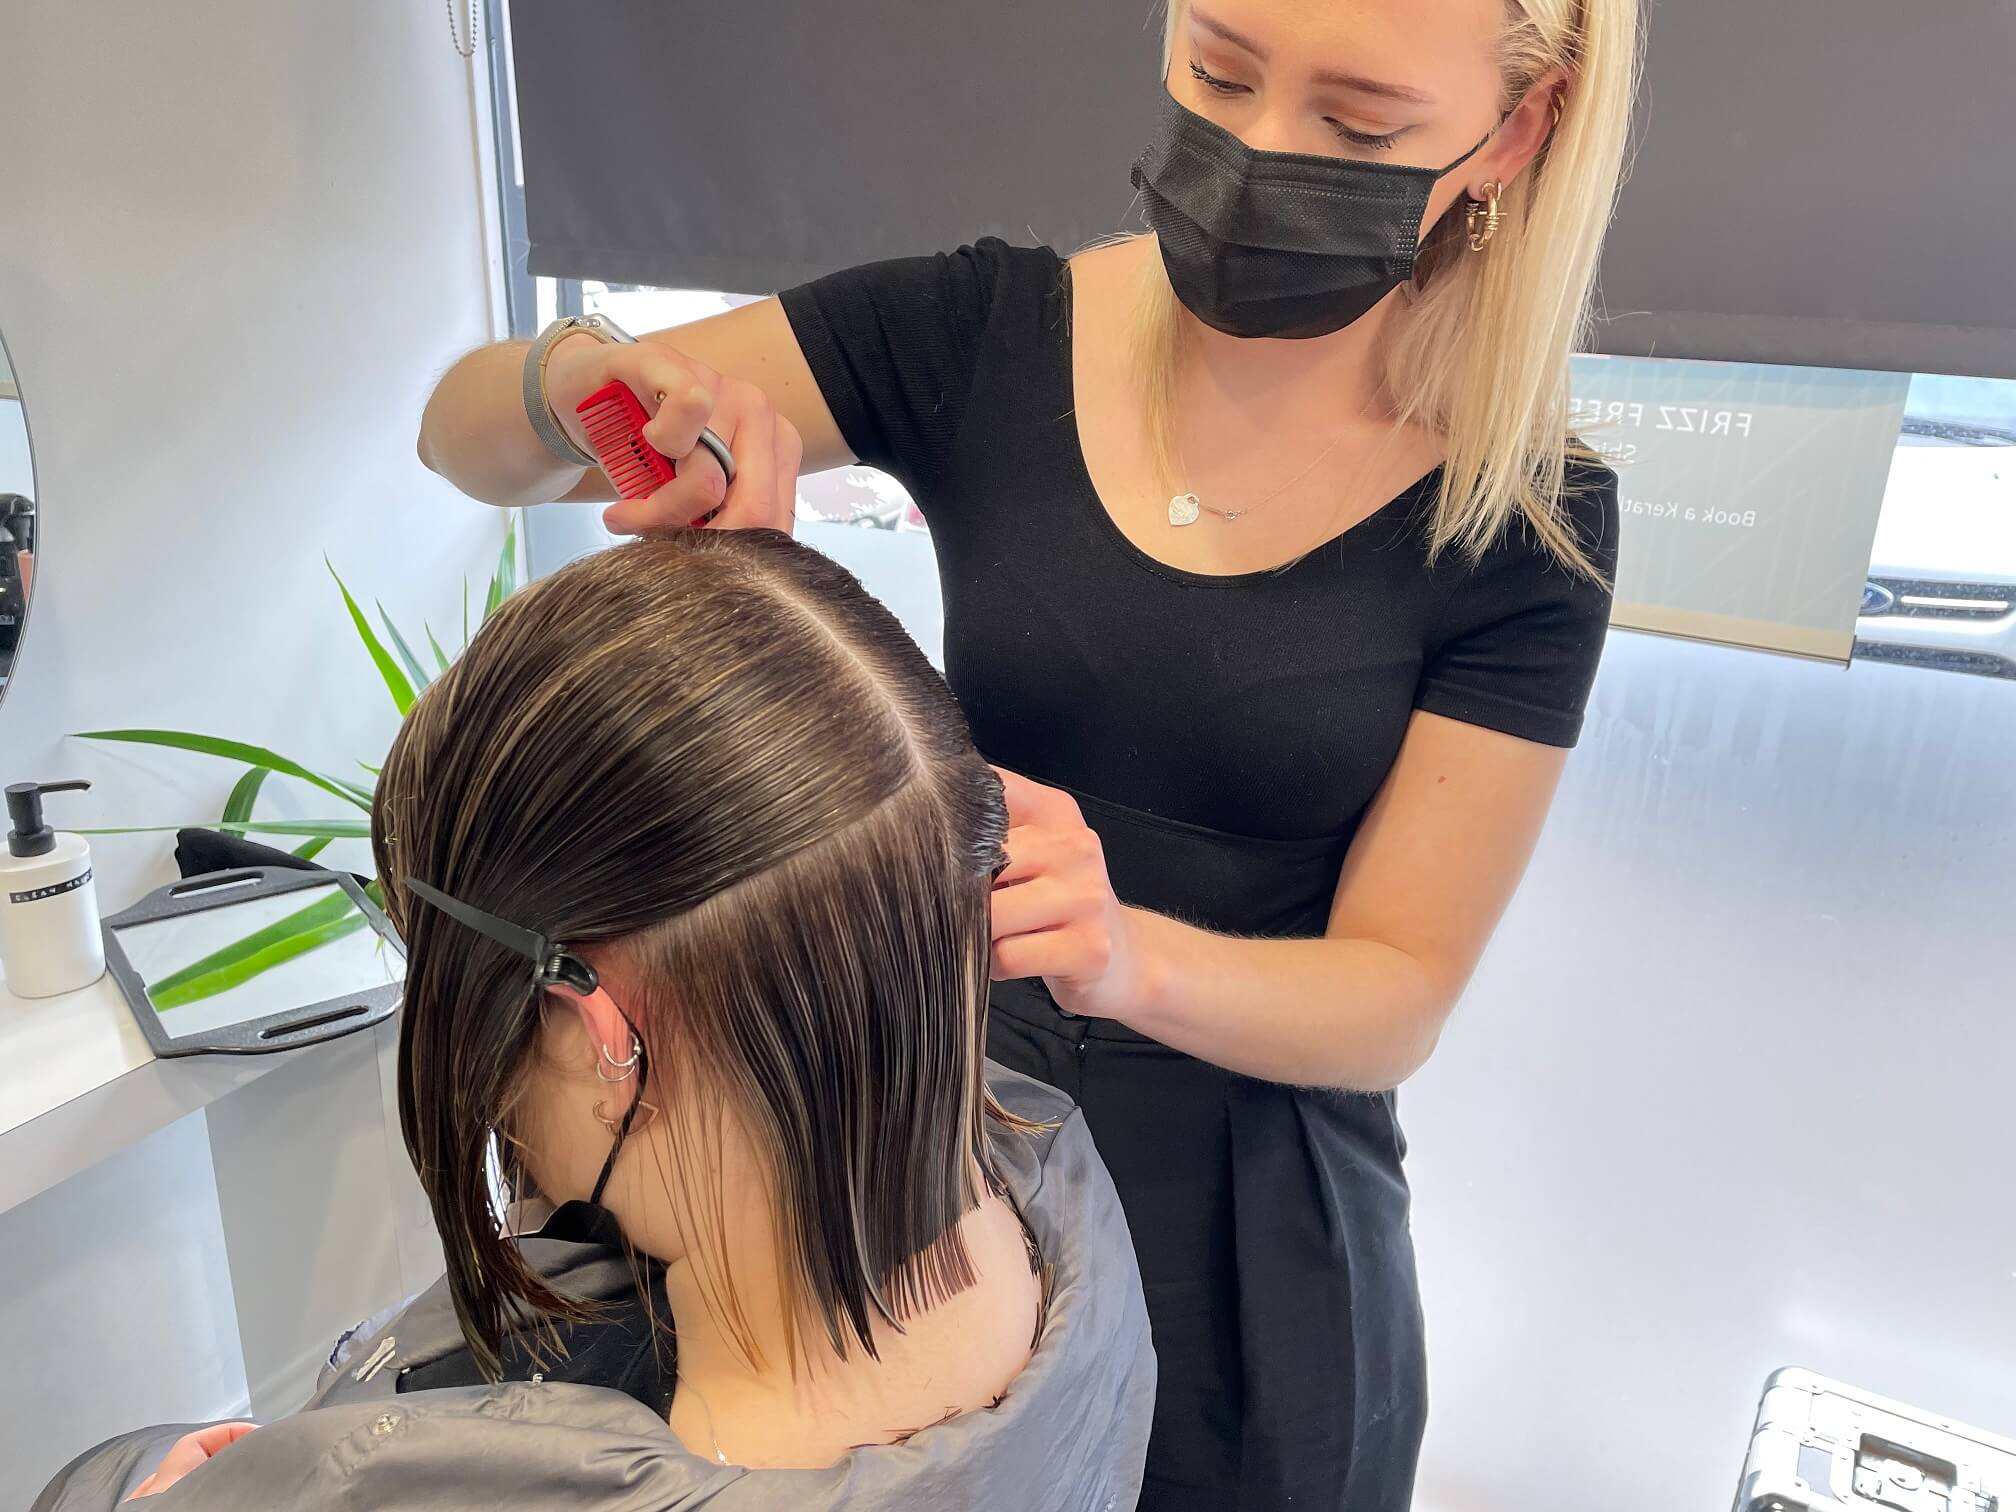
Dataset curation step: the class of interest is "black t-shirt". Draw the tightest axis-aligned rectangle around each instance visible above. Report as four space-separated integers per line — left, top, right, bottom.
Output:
781 240 1617 938
397 1203 675 1415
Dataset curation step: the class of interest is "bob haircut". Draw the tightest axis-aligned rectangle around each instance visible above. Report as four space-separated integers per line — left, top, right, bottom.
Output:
372 530 1016 1376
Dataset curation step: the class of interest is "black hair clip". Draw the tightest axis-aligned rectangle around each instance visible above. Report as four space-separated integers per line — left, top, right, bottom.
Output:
404 878 600 997
406 877 644 1210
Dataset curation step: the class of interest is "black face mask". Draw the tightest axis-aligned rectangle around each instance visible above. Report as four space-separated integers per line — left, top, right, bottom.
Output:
1131 91 1488 341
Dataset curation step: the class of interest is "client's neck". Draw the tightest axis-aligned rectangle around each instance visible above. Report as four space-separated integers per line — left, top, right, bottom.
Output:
654 1151 1042 1469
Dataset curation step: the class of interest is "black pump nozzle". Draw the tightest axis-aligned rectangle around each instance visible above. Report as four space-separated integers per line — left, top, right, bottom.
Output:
6 780 90 859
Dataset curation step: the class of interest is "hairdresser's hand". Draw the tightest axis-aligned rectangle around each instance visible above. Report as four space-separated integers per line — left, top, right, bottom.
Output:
989 768 1147 1021
126 1423 258 1500
544 334 802 537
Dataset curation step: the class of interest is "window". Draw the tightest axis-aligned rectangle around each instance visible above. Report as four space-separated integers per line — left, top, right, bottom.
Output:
1568 358 2016 672
1857 376 2016 681
483 0 941 657
483 0 2009 681
530 279 926 540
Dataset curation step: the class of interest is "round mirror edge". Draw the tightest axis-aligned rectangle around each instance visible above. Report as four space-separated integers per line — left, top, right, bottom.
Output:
0 321 41 708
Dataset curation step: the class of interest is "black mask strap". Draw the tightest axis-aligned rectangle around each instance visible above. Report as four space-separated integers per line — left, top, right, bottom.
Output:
588 1037 650 1209
1434 131 1493 180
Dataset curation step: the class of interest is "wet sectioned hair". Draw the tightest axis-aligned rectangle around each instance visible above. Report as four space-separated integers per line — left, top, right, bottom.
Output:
371 531 1013 1378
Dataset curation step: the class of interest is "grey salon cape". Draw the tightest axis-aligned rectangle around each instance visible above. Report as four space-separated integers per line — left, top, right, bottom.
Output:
35 1065 1154 1512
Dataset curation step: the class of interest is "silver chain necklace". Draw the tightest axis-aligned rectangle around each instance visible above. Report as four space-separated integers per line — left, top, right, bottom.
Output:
676 1369 732 1466
444 0 478 58
1168 425 1352 527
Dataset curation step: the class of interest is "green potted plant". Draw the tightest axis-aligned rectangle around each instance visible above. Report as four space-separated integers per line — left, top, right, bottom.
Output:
74 520 521 1003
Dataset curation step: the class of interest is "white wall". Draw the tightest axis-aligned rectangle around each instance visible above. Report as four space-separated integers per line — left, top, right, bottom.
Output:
0 0 502 1499
1409 631 2016 1512
0 1114 246 1460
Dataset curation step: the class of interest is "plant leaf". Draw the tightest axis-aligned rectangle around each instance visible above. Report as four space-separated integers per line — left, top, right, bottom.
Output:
462 579 470 648
497 514 520 598
78 818 372 839
357 761 382 777
378 603 432 694
221 766 270 826
147 891 371 1011
425 622 452 676
77 730 371 812
331 775 377 807
327 559 416 717
481 515 517 625
145 890 356 996
293 836 333 861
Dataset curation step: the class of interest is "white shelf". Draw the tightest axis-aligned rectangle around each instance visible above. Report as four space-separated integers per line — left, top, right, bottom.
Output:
1 966 339 1216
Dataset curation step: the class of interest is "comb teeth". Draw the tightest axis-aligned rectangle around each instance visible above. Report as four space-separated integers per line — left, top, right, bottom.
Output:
575 382 678 501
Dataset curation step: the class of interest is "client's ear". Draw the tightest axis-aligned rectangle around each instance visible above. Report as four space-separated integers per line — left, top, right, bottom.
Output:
550 983 637 1071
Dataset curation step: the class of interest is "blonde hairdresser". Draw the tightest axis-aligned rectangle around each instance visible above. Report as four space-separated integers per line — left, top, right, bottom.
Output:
418 1 1640 1505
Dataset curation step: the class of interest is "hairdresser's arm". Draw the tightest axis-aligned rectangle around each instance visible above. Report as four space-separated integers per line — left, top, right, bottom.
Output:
417 299 850 520
990 713 1568 1091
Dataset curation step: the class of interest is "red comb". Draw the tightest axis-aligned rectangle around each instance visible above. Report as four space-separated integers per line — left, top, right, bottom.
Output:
575 381 677 501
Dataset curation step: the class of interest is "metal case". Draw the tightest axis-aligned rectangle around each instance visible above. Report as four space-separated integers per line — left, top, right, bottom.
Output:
1735 1368 2014 1512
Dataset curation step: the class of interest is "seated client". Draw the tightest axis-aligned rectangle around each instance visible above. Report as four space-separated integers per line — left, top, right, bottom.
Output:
36 532 1153 1512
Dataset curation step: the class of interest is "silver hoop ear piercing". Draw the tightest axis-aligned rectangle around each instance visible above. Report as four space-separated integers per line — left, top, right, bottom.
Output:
596 1034 643 1083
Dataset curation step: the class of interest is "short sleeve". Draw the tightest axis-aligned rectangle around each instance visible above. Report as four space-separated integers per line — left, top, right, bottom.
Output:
1414 462 1620 748
778 239 1022 498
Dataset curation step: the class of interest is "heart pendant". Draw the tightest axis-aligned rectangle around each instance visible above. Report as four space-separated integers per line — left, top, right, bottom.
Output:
1168 492 1202 527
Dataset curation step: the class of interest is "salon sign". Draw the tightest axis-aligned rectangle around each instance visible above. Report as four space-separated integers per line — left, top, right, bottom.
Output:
1570 355 1911 662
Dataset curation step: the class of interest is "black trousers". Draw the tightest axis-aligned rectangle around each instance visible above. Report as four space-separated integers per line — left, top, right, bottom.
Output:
988 980 1428 1512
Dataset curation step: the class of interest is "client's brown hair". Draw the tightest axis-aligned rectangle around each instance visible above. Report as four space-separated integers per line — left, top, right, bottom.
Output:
371 531 1011 1378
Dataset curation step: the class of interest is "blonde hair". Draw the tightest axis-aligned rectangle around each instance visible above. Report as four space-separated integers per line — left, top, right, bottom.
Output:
1137 0 1640 576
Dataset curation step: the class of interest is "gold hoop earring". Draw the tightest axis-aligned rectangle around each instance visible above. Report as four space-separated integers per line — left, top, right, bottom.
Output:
594 1097 660 1133
1466 181 1505 253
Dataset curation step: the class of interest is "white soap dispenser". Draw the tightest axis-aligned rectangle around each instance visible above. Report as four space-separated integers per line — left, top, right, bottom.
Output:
0 780 107 999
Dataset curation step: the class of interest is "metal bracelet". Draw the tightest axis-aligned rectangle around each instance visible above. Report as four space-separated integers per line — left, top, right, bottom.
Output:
521 316 629 469
522 316 736 489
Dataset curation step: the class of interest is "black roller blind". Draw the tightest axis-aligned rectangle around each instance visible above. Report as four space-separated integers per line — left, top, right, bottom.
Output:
1596 0 2016 378
509 0 2016 379
508 0 1160 294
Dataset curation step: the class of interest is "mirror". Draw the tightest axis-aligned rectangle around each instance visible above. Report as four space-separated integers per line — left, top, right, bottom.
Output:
0 328 36 702
103 868 404 1057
